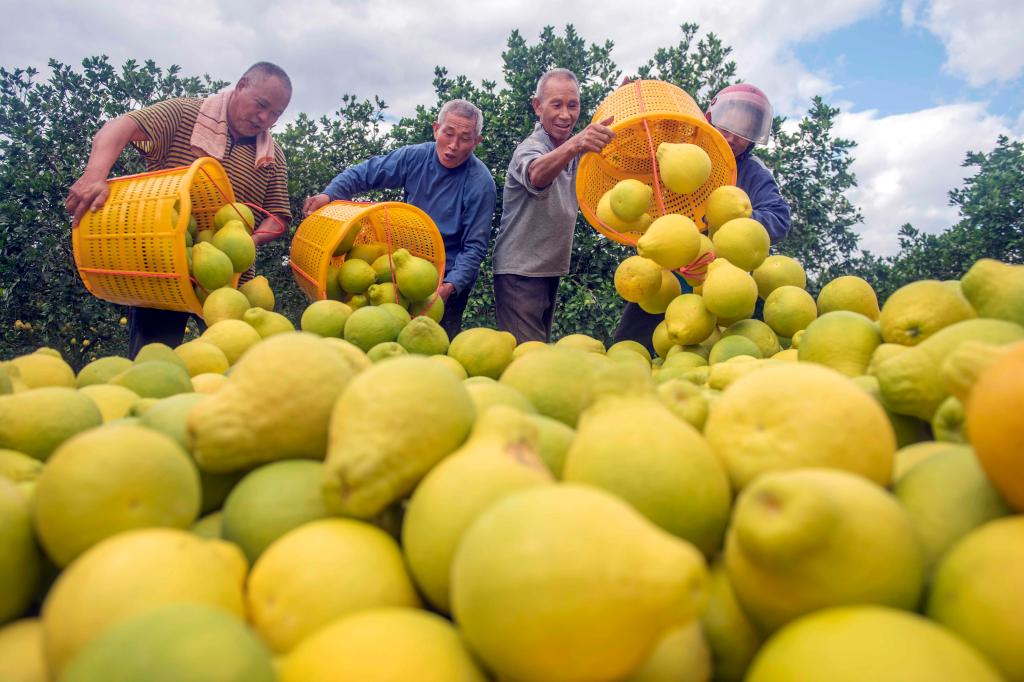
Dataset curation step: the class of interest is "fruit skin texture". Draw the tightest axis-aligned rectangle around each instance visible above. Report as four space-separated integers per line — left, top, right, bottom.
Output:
0 479 40 625
447 327 518 379
246 518 420 654
725 469 925 634
961 257 1024 325
712 217 770 272
705 185 752 233
323 356 476 518
636 214 702 270
189 332 356 473
451 484 709 682
402 407 553 612
280 608 486 682
657 142 712 194
876 318 1024 422
615 255 664 303
965 340 1024 511
879 279 977 346
797 311 881 377
41 528 247 679
563 392 731 556
61 603 276 682
704 363 896 491
926 516 1024 682
745 606 1005 682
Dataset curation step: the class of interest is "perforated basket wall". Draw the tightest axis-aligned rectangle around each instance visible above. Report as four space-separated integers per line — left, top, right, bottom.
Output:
576 80 737 245
289 200 446 302
72 157 238 316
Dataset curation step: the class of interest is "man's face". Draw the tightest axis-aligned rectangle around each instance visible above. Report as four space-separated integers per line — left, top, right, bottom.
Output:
227 75 291 139
432 113 482 169
718 128 752 158
532 77 581 145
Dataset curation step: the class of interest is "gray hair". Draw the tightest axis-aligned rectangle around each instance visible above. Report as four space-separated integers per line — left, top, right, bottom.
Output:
243 62 292 91
534 68 580 100
437 99 484 136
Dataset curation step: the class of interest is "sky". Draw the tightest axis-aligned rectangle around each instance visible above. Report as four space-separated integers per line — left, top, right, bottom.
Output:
2 0 1022 256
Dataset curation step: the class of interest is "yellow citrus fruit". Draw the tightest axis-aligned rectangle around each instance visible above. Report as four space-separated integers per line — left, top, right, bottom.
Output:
75 355 132 388
797 311 881 377
965 340 1024 510
191 372 228 394
500 347 598 427
202 287 251 325
652 320 675 358
397 316 450 356
78 384 139 422
657 142 712 194
624 622 711 682
752 255 807 300
746 606 1004 682
555 333 605 354
238 275 275 310
200 319 263 365
174 339 230 377
214 202 255 232
0 479 41 624
926 516 1024 681
242 308 296 338
639 270 683 315
447 327 517 379
712 218 770 272
700 558 763 682
211 225 256 273
337 258 376 294
41 528 247 678
609 178 654 221
726 469 924 633
879 279 977 346
300 300 353 338
704 363 896 490
247 518 420 653
763 285 817 338
429 353 469 380
816 276 880 320
342 306 403 352
614 255 664 303
0 387 103 461
0 618 46 682
637 214 702 270
595 191 653 233
280 608 486 682
109 360 193 399
32 424 200 567
665 293 717 346
8 352 75 388
701 261 758 321
705 185 753 234
721 318 781 359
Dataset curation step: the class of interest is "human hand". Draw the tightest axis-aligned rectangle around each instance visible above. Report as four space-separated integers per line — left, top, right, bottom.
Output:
302 193 331 217
66 172 111 227
438 282 456 302
573 116 615 154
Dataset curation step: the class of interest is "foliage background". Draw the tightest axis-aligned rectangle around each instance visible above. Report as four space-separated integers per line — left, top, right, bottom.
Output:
1 25 1021 367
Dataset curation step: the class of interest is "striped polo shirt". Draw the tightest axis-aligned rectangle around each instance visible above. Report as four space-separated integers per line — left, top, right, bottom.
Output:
126 97 292 229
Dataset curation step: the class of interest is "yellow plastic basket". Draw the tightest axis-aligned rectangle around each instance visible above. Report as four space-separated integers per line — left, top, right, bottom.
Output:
576 79 737 245
72 157 238 316
290 200 446 301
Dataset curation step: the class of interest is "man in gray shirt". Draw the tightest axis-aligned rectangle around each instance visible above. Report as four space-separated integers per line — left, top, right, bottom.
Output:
492 68 614 343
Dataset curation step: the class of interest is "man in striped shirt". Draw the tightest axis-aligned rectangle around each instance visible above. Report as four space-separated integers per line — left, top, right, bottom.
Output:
65 62 293 357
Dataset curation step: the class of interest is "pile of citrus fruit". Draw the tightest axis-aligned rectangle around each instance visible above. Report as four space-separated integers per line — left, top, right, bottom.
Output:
1 242 1022 681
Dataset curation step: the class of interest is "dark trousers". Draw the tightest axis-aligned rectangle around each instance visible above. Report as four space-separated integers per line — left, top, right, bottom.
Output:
494 274 560 344
439 285 472 340
612 302 663 355
127 306 205 359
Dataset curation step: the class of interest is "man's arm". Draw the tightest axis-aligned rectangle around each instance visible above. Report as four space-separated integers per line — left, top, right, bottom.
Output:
748 168 792 244
304 146 415 216
441 178 497 300
66 116 149 226
527 117 614 190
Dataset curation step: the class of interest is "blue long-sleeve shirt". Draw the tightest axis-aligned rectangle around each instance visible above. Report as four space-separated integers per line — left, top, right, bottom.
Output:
323 142 497 296
736 148 791 244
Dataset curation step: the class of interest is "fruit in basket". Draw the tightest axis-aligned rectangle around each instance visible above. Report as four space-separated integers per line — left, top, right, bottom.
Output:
347 242 387 264
597 192 653 233
392 248 440 301
614 256 663 303
609 178 653 221
212 223 256 273
637 214 702 270
239 275 275 311
338 258 376 294
214 202 255 233
657 142 712 194
371 254 394 283
451 484 709 682
713 217 770 272
191 243 234 291
705 185 753 234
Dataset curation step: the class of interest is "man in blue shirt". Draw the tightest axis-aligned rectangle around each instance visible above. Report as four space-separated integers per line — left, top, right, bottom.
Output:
303 99 496 337
612 83 791 352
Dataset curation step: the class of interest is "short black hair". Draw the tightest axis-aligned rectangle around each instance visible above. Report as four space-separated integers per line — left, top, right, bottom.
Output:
243 62 291 90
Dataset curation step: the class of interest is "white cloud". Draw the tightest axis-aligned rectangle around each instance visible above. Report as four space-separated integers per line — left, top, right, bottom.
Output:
901 0 1024 86
835 102 1013 255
